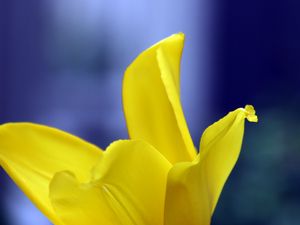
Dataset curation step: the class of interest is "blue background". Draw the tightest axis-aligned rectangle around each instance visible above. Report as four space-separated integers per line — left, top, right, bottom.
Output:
1 0 300 224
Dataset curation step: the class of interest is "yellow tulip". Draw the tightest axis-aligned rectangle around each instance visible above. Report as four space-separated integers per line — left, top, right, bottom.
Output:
0 33 257 225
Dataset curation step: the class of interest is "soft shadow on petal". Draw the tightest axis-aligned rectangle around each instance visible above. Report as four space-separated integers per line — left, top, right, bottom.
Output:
164 161 211 225
123 33 196 164
50 140 172 225
0 123 103 225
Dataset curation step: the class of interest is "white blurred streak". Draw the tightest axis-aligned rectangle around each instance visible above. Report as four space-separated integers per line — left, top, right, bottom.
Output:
45 0 214 138
5 0 214 224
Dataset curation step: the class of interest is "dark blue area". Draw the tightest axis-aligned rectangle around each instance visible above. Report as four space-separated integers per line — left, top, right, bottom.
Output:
211 1 300 225
215 0 300 113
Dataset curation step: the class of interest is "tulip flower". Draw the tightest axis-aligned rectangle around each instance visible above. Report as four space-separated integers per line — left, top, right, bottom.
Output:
0 33 257 225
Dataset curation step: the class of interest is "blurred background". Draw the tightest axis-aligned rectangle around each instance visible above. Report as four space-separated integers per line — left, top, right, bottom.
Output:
0 0 299 224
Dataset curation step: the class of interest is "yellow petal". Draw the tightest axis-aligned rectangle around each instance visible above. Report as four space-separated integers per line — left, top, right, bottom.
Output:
49 140 172 225
199 105 257 213
123 33 196 164
0 123 102 225
164 106 257 225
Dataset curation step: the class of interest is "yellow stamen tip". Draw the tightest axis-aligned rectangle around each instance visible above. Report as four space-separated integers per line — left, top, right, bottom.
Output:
244 105 258 122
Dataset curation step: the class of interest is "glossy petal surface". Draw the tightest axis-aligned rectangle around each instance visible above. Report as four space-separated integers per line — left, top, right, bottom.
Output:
164 106 257 225
123 33 196 164
50 140 172 225
0 123 102 224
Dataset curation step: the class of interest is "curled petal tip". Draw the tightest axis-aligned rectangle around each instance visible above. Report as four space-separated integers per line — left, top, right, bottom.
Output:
244 105 258 122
